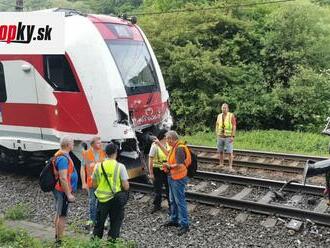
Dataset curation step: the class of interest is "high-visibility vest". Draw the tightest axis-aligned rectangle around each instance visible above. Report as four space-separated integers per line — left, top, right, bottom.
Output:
168 141 191 180
83 148 106 188
54 150 75 193
153 144 168 168
217 112 234 136
94 159 122 203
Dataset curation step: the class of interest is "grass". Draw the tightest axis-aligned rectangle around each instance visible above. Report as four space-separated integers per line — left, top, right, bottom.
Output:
183 130 330 157
4 203 29 221
0 218 136 248
0 219 44 248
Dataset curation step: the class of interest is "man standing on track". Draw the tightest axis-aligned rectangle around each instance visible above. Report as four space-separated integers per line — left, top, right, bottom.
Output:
216 103 236 171
52 136 78 246
80 136 106 231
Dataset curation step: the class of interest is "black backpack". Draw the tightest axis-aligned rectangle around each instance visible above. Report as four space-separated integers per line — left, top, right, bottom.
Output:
39 155 69 192
186 148 198 178
39 157 57 192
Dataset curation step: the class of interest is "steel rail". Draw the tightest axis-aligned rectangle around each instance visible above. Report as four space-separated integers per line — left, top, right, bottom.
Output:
197 155 304 173
190 145 327 162
130 182 330 227
194 171 324 195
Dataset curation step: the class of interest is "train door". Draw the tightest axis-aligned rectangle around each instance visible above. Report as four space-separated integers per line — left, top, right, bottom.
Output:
0 60 42 139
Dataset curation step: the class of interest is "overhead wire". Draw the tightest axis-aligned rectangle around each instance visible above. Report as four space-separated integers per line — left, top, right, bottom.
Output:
127 0 296 16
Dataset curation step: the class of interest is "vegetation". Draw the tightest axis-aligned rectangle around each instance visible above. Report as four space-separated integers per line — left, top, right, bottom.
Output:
184 130 329 156
0 218 135 248
4 203 29 221
0 219 44 248
0 0 329 135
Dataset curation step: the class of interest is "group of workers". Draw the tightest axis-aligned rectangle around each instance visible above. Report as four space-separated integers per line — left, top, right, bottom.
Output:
50 129 193 245
51 137 129 246
50 102 329 246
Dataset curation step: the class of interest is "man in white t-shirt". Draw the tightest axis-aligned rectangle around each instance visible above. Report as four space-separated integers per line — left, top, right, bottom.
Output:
148 129 170 213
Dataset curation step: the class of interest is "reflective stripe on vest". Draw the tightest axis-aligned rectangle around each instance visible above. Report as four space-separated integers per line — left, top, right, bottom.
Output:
54 150 74 193
95 160 121 203
167 141 191 180
153 145 167 168
217 112 233 136
84 148 106 188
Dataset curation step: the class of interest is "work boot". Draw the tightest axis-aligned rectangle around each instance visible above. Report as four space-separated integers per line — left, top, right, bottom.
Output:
327 200 330 206
162 221 180 227
54 239 62 248
151 206 161 214
178 226 189 236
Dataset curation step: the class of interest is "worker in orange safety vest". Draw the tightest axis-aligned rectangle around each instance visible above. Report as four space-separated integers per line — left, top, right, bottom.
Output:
80 136 106 229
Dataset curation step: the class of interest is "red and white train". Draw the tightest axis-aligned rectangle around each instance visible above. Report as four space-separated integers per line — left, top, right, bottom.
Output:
0 9 172 178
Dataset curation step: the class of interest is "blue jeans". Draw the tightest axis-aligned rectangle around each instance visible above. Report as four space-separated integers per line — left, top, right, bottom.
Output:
88 188 97 223
168 176 189 228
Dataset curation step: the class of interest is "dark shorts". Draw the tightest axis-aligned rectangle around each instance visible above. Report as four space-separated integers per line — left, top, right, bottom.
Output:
53 190 69 217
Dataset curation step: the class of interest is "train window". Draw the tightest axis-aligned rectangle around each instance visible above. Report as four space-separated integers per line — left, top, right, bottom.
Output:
44 55 79 92
0 62 7 102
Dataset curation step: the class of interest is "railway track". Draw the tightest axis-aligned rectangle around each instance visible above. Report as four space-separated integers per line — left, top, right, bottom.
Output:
190 145 328 174
130 170 330 227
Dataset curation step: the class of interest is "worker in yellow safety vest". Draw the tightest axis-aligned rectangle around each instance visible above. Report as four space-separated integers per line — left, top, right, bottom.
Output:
216 103 236 171
148 129 170 213
92 142 129 241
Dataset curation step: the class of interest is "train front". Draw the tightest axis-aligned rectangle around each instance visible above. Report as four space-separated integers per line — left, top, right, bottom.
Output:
87 15 172 177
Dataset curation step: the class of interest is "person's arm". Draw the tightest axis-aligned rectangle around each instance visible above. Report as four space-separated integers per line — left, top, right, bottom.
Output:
148 144 157 179
154 140 169 156
92 164 100 189
58 169 71 196
231 115 236 141
122 180 129 191
120 164 130 191
148 157 155 180
80 165 88 190
216 114 220 135
80 153 88 190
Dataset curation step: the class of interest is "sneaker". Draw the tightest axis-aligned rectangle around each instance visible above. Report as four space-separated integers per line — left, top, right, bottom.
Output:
151 206 161 214
178 227 189 236
323 188 330 195
162 221 180 227
85 220 93 229
327 200 330 206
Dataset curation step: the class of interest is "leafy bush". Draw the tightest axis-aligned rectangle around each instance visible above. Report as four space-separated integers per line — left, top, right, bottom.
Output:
0 219 136 248
140 0 330 133
4 203 29 221
0 221 43 248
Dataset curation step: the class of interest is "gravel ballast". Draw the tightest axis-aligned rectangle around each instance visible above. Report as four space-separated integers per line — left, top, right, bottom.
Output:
0 171 330 247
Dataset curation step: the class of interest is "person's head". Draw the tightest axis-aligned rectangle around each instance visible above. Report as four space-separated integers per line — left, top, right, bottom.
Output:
157 129 168 142
105 142 118 159
81 142 88 151
60 136 74 152
221 103 229 114
91 136 102 150
165 130 179 146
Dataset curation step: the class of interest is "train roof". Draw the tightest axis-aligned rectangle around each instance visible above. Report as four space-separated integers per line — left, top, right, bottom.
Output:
33 8 133 25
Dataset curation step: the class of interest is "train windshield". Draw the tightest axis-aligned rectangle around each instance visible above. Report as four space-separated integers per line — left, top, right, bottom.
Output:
106 39 159 95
